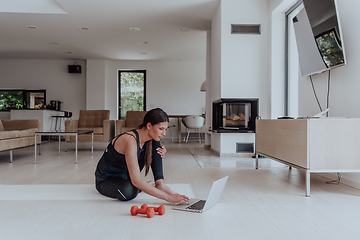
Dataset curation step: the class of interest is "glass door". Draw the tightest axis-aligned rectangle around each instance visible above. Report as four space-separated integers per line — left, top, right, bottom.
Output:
118 70 146 119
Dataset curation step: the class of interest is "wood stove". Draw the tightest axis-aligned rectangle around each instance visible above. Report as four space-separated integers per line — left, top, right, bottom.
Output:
212 98 259 133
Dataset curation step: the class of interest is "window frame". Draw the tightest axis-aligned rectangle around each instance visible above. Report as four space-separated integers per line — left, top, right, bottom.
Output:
0 89 46 111
118 70 146 119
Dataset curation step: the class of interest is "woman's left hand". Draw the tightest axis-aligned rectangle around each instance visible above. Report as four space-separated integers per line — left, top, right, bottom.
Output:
156 145 166 158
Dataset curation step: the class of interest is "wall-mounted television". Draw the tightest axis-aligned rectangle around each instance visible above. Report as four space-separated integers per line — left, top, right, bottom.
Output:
292 0 346 76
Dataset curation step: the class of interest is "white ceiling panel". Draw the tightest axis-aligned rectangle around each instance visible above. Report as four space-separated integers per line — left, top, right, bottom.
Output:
0 0 219 60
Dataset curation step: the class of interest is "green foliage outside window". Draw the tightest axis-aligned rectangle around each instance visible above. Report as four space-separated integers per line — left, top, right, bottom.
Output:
315 29 344 68
0 91 23 110
120 72 144 118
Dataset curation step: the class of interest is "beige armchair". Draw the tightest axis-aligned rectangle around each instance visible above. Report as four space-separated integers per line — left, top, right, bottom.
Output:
65 110 115 142
116 111 147 136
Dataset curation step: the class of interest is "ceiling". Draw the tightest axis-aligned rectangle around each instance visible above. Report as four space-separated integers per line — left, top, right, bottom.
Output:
0 0 219 61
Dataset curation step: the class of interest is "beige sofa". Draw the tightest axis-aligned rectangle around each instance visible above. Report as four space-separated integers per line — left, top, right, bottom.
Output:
115 111 147 136
0 119 41 163
65 110 115 142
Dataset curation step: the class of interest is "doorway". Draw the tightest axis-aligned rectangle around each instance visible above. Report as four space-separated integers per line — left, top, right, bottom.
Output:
118 70 146 119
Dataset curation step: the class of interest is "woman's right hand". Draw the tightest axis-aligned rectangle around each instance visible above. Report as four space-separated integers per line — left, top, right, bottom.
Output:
166 193 190 204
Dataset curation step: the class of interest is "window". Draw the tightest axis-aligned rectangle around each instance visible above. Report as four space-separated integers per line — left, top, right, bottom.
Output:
118 70 146 119
0 89 46 111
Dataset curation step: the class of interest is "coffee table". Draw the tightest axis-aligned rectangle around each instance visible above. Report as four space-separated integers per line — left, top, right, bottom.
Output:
34 130 93 164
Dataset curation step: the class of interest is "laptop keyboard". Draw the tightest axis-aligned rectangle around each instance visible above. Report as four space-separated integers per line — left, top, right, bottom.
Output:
186 200 206 210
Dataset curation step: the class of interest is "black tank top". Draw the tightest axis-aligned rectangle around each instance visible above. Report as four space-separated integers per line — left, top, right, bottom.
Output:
95 129 145 183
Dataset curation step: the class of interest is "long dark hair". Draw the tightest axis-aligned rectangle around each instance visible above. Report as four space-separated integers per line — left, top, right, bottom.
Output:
138 108 169 176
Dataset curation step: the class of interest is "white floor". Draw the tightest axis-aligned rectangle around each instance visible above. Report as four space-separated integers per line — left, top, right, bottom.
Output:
1 141 360 240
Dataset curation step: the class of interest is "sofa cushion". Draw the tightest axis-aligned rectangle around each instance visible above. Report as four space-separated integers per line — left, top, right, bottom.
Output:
0 120 4 131
19 128 39 137
1 119 41 131
0 130 22 140
0 138 26 152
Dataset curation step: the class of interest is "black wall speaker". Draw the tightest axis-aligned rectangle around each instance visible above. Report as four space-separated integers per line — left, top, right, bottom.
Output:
68 65 81 73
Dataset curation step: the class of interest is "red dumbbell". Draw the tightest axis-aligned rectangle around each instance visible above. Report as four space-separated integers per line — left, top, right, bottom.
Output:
148 205 165 215
130 205 155 218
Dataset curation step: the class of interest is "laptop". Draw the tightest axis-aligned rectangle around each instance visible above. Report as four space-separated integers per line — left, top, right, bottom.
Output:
172 176 228 213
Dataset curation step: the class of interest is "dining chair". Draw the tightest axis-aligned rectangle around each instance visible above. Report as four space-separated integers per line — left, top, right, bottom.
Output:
181 115 205 143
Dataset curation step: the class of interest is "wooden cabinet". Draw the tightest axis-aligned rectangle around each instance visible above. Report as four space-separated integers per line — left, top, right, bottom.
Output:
255 118 360 196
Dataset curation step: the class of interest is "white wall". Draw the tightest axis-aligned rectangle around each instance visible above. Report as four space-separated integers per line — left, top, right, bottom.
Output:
86 59 206 121
210 2 222 103
210 0 269 155
210 2 222 153
0 112 10 119
0 59 86 119
221 0 269 119
205 30 212 146
86 59 106 110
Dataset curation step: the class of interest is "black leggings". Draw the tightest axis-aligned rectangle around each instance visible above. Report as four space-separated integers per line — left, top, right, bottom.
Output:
96 177 140 201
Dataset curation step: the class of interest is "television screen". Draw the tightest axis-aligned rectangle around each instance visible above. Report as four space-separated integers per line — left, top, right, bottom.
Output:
292 0 346 76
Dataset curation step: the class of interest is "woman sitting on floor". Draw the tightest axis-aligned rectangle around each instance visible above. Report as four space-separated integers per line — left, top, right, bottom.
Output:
95 108 189 204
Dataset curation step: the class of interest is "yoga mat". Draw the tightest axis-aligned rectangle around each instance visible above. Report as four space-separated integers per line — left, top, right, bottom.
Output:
0 184 195 201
